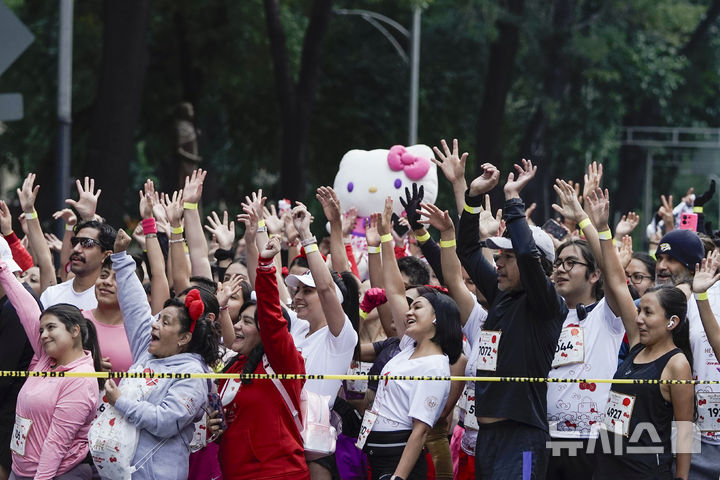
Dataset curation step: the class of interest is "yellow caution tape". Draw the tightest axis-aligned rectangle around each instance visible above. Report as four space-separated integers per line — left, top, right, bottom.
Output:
1 370 718 384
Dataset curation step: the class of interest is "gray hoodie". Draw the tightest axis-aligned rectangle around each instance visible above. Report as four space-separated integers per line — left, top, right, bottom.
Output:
111 252 208 479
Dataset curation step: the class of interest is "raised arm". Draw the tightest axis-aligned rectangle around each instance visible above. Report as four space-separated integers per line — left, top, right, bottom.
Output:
216 275 244 349
52 208 77 282
692 252 720 361
182 169 213 279
293 202 346 337
139 181 171 315
205 210 236 275
0 261 43 356
317 186 352 274
16 174 56 292
401 183 444 285
585 187 640 347
365 213 395 337
378 198 409 338
65 176 100 223
432 138 469 216
419 202 477 325
162 189 191 294
111 229 153 361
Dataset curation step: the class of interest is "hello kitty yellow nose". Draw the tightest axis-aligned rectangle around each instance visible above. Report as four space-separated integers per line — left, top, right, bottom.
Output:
368 186 378 193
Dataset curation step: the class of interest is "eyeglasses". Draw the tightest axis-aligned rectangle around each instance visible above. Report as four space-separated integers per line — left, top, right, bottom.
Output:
553 258 588 272
70 237 102 249
627 272 653 284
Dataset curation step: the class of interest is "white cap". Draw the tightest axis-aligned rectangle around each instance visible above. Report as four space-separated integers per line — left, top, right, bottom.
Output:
285 270 344 303
0 236 21 273
485 225 556 263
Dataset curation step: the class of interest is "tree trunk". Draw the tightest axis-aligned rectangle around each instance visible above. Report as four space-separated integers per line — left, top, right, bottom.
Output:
85 0 151 226
264 0 333 201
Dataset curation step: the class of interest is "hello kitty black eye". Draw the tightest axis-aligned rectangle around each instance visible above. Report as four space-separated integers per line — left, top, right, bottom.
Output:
394 179 402 189
347 182 354 192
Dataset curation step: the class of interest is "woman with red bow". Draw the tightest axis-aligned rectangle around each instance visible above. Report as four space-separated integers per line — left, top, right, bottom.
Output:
102 229 221 479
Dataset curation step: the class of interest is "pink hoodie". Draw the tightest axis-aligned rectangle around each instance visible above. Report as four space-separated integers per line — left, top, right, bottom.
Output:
0 262 99 479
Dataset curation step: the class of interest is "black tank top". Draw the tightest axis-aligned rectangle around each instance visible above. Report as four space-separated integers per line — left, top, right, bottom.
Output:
594 344 682 479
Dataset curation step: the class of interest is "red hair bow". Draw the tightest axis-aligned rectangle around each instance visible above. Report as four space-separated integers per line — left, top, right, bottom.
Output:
184 289 205 333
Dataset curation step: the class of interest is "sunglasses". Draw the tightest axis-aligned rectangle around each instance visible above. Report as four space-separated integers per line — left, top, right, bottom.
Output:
70 237 103 249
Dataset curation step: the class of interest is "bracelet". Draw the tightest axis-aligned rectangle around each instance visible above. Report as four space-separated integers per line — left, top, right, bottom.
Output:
257 226 268 233
168 238 185 244
439 239 456 248
380 233 393 243
463 204 482 214
578 218 592 231
597 230 612 240
367 245 381 254
24 210 38 220
359 309 368 320
695 291 709 301
694 206 704 213
415 231 431 243
300 236 318 247
304 243 319 254
219 305 229 312
66 224 75 231
145 233 157 239
257 219 266 228
141 217 157 235
183 202 198 210
171 225 184 235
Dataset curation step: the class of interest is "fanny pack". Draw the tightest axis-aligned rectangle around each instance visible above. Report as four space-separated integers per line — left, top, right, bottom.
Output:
363 429 412 457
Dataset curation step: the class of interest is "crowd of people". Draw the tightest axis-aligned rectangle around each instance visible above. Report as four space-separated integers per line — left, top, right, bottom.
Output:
0 139 719 480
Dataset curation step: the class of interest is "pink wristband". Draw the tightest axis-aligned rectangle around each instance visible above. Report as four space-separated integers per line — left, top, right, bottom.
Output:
141 218 157 235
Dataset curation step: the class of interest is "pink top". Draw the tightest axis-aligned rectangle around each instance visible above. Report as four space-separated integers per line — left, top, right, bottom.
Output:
0 262 99 480
83 309 133 373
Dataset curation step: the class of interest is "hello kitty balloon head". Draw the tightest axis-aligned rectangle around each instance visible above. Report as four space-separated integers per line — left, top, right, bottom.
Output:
333 144 438 218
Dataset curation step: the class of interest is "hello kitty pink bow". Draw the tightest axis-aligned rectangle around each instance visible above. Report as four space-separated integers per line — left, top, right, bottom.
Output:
387 145 431 181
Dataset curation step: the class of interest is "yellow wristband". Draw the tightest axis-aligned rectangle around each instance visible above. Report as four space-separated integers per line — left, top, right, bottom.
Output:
304 243 319 254
257 220 266 228
597 230 612 240
380 234 392 243
24 210 37 220
578 218 592 231
695 291 709 301
415 231 431 243
359 309 368 320
66 224 75 231
694 206 703 213
183 202 198 210
463 204 482 214
172 225 184 235
367 246 381 254
439 239 456 248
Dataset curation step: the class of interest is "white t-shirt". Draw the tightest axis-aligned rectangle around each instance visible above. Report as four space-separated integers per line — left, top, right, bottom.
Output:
547 298 624 439
373 336 451 431
687 282 720 444
460 300 488 455
40 278 97 310
292 313 358 406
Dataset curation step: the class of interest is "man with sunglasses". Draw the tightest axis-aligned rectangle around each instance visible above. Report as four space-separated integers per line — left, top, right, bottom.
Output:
456 160 567 479
40 220 116 310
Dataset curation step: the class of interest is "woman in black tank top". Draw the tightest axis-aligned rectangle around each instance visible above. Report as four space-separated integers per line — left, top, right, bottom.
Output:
594 286 694 480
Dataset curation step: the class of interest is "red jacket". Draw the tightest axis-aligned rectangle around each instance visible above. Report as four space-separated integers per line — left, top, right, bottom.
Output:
218 260 309 480
4 232 33 272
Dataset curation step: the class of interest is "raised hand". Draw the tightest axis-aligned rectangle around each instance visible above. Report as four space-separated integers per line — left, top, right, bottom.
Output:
468 163 501 196
161 190 184 227
366 213 381 247
582 161 603 202
432 138 468 186
418 202 454 232
244 189 266 218
259 235 282 259
132 223 146 250
291 202 313 239
263 204 284 235
682 187 695 207
377 196 393 236
52 208 77 228
478 194 502 239
525 202 537 226
17 173 40 213
585 188 611 230
217 274 244 308
138 179 156 219
65 176 101 221
282 211 299 244
236 209 258 246
44 233 63 253
695 180 716 207
551 179 586 225
342 208 357 237
615 212 640 239
503 158 536 199
205 211 235 250
617 235 633 269
399 183 424 230
693 251 720 293
0 201 12 235
183 169 206 204
114 228 132 253
316 186 342 224
658 194 674 230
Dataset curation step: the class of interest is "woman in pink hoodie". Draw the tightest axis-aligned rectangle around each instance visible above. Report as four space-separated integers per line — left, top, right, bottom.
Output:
0 261 102 480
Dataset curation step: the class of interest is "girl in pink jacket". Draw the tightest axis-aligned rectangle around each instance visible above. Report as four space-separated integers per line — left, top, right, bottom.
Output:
0 261 102 480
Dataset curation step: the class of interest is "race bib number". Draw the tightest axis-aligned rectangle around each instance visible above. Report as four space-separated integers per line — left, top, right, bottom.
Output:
11 414 32 456
346 361 373 394
477 330 501 372
697 392 720 432
459 384 479 430
552 327 585 368
602 391 635 437
355 409 379 450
